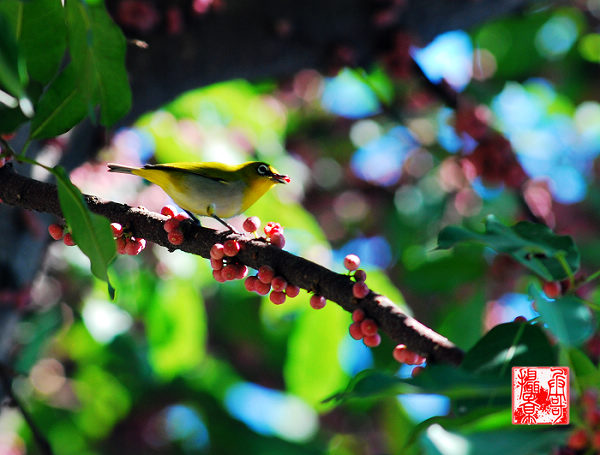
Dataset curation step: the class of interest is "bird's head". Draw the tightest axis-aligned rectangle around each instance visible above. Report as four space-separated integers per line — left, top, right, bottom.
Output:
243 162 290 185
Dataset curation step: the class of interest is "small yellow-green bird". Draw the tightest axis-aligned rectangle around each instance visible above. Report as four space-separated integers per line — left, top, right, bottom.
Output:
107 161 290 231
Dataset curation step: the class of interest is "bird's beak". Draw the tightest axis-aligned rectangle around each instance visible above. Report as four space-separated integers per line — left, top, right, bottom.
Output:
270 172 290 184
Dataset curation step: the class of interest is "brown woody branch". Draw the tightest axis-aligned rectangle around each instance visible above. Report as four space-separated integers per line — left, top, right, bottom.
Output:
0 165 464 365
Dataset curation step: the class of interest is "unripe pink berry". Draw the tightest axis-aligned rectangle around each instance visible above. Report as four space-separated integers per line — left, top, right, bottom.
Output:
270 232 285 249
349 322 363 340
110 223 124 238
174 213 189 221
354 269 367 282
161 205 177 218
270 291 286 305
223 239 241 257
344 254 361 271
309 294 326 310
164 218 180 233
48 224 64 240
264 221 283 238
271 276 287 292
363 333 381 347
285 284 300 298
210 243 225 260
352 308 365 322
360 319 378 337
210 258 223 270
167 230 184 245
243 216 261 233
212 269 226 283
222 265 237 281
352 282 369 299
254 280 271 296
257 265 275 284
244 275 258 292
63 233 76 246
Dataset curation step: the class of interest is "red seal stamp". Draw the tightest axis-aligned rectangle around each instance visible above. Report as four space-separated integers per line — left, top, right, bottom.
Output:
512 367 569 425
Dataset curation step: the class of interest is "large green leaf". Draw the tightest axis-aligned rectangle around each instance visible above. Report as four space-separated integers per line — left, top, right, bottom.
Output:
0 0 66 85
0 12 27 101
561 347 600 390
30 64 88 138
284 303 349 408
65 0 131 126
53 166 116 297
461 322 557 376
531 284 595 346
438 215 579 281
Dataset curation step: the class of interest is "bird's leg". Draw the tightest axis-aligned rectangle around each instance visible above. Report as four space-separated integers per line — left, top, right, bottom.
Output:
211 214 239 234
184 210 202 226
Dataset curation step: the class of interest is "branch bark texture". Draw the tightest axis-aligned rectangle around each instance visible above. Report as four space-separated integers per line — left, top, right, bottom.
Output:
0 166 464 366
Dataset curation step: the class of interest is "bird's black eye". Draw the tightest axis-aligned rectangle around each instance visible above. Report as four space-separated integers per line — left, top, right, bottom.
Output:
257 164 269 175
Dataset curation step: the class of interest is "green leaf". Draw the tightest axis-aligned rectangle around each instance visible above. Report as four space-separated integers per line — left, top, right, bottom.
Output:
0 12 27 100
284 303 349 408
462 322 557 376
531 284 595 346
562 347 600 389
0 0 67 85
53 166 116 297
438 215 579 281
65 0 131 126
30 64 88 139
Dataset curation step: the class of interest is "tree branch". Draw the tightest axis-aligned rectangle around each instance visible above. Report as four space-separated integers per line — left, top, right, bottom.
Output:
0 165 464 366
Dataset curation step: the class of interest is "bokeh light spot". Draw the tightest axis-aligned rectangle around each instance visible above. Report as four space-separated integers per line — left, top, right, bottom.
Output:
321 69 380 118
535 15 578 59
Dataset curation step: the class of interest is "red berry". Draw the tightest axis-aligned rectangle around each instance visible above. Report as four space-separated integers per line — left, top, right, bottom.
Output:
125 239 140 255
412 366 425 377
285 284 300 298
167 230 184 245
349 322 363 340
63 233 76 246
344 254 361 271
270 232 286 249
360 319 378 337
363 333 381 347
354 270 367 282
161 205 177 218
164 218 180 233
264 222 283 238
222 265 237 281
254 280 271 296
116 237 127 254
257 265 275 284
223 239 241 257
352 282 369 299
592 431 600 450
48 224 64 240
235 264 248 280
393 345 408 363
352 309 365 322
270 291 286 305
244 276 258 292
513 316 527 323
0 157 6 168
243 216 261 233
568 429 588 451
175 213 189 221
210 258 223 270
110 223 123 238
212 269 226 283
543 281 561 299
271 276 287 292
309 295 326 310
210 244 225 260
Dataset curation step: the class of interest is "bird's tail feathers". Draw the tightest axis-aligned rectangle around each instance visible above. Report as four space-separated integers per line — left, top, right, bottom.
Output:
107 163 139 174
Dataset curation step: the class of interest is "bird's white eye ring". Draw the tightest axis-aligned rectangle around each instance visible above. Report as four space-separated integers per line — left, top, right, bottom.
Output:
257 164 269 175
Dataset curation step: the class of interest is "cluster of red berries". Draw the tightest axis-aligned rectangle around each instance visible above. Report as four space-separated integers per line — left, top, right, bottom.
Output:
348 308 381 347
112 222 147 255
255 219 286 249
393 344 427 377
343 254 370 299
564 389 600 452
48 224 76 246
210 240 249 283
161 205 187 245
245 265 301 305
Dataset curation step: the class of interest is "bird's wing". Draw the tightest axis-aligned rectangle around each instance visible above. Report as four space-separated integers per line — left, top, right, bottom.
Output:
143 162 232 184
